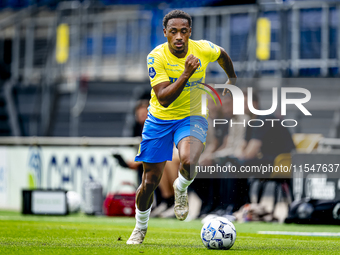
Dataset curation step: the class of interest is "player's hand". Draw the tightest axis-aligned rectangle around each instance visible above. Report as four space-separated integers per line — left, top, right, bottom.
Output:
183 54 200 78
222 78 236 96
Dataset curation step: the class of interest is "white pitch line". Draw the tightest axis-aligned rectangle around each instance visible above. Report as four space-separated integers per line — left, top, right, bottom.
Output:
258 231 340 237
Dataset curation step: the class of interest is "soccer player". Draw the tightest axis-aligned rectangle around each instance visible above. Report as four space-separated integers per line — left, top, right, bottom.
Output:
127 9 237 244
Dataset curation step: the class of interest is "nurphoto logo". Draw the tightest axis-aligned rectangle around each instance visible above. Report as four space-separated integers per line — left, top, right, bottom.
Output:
200 83 312 128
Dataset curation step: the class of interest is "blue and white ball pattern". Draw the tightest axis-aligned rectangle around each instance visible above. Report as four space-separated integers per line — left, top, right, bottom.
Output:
201 217 236 250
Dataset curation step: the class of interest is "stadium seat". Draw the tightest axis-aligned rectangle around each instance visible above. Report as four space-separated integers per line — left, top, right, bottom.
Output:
271 153 291 179
292 133 323 153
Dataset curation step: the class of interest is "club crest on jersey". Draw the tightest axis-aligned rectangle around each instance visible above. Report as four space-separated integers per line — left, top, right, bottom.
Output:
149 67 156 78
147 57 154 65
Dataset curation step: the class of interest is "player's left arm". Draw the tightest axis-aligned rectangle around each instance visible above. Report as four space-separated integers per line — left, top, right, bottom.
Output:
217 47 237 96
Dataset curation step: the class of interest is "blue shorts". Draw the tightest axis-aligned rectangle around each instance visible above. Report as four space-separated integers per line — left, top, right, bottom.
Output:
135 113 208 163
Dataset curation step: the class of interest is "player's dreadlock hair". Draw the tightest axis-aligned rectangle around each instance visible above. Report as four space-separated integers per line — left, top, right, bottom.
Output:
163 10 192 28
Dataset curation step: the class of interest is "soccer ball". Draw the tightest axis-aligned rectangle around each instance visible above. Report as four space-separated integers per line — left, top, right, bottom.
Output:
201 217 236 250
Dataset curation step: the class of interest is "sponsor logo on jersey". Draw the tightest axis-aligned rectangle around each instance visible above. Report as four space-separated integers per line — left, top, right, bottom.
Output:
169 77 204 91
167 63 179 67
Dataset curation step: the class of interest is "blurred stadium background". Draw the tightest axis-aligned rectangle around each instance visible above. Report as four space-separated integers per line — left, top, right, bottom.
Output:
1 0 340 222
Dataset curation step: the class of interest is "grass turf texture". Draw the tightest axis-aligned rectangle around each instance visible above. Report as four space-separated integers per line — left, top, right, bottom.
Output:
1 211 340 254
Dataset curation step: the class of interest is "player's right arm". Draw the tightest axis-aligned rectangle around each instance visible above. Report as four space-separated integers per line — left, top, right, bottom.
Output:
153 54 200 108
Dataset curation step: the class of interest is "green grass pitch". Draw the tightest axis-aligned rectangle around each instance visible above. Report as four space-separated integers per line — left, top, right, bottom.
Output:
1 211 340 254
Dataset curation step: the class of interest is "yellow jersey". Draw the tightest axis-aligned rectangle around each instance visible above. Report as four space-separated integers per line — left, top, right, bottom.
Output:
147 39 221 120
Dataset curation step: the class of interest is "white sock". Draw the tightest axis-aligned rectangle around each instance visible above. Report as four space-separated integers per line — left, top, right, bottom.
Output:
135 206 151 230
175 173 194 192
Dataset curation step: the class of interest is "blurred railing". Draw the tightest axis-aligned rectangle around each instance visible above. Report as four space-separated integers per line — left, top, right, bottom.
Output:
1 1 340 137
0 3 152 136
0 1 339 86
0 4 153 85
180 1 340 80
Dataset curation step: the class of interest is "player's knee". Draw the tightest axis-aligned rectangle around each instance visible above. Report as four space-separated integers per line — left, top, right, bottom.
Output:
181 153 200 170
180 156 193 171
